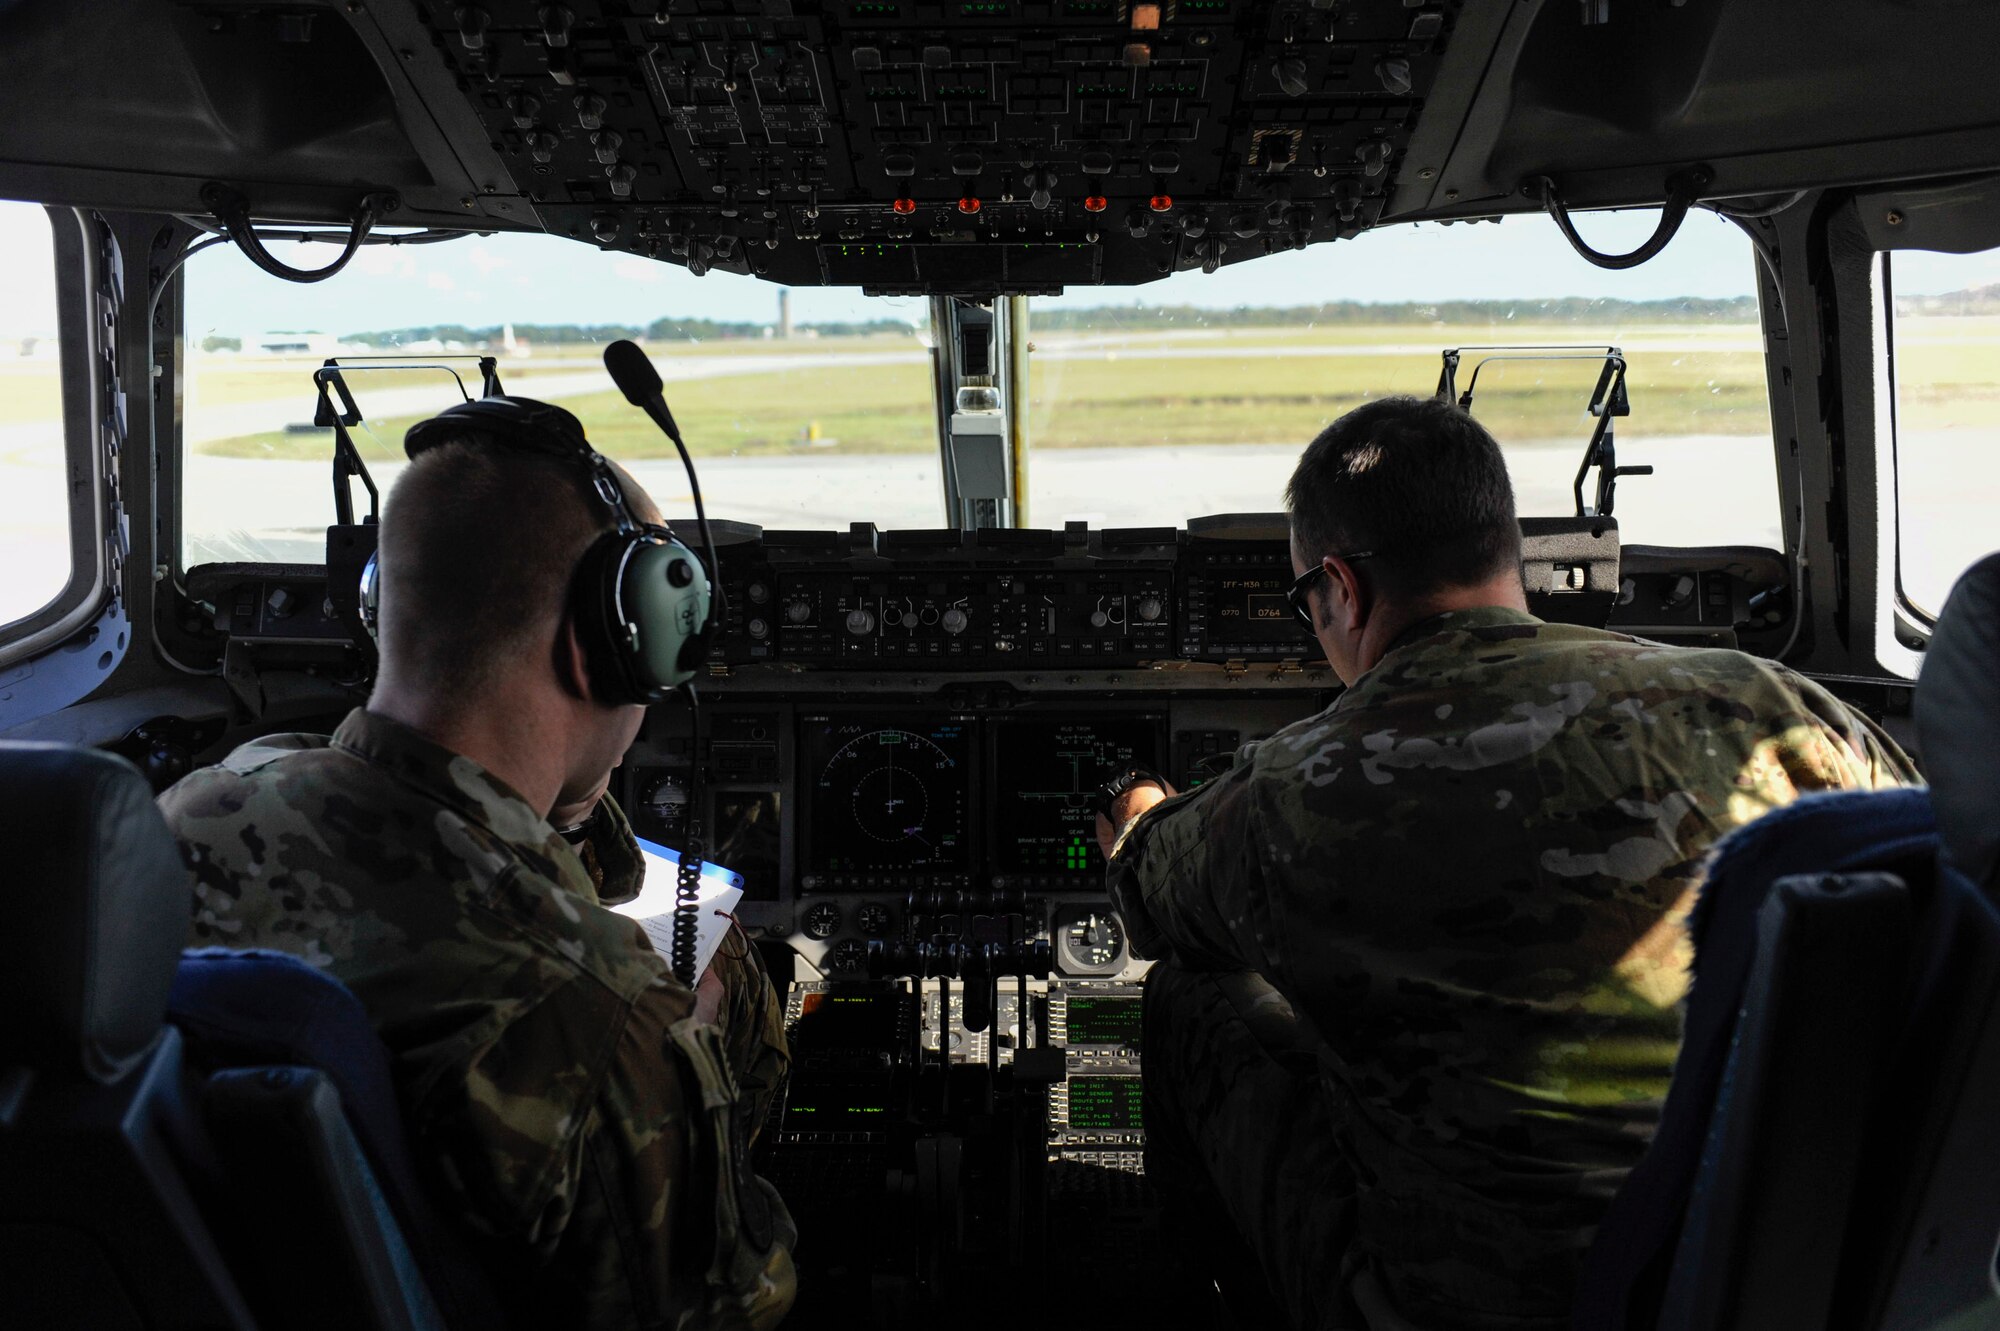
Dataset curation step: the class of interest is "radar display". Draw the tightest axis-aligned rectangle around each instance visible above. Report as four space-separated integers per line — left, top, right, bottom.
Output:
802 715 971 872
992 716 1163 877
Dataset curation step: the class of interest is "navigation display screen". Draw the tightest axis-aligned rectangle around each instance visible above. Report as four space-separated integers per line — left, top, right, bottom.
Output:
1212 572 1304 643
1066 1076 1143 1131
801 715 972 872
1064 995 1142 1048
991 716 1163 876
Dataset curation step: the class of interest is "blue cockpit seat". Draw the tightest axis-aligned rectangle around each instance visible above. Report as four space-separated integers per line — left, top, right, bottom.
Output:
0 740 496 1331
1575 552 2000 1331
168 949 509 1331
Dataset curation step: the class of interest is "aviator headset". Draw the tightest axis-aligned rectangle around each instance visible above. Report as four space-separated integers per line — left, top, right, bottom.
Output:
365 395 712 704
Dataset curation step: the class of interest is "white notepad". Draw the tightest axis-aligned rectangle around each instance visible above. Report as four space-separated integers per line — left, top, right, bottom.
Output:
611 837 746 983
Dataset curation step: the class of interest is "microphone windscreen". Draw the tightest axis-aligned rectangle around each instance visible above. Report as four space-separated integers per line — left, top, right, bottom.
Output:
603 339 665 406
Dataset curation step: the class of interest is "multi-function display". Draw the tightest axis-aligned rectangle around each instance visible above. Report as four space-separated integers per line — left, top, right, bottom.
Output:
801 715 973 874
990 716 1164 879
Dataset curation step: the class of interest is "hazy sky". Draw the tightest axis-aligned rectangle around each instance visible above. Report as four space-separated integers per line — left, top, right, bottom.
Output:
5 196 2000 339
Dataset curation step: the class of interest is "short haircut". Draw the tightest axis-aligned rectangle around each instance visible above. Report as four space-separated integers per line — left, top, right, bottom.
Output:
1285 395 1521 599
376 436 611 695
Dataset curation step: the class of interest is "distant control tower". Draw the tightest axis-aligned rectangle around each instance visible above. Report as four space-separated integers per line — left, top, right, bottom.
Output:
778 287 793 339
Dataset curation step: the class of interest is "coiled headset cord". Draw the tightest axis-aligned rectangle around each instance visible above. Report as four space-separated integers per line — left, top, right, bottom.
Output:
671 684 706 989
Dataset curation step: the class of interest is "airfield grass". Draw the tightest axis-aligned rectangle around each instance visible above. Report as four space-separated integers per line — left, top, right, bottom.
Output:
190 322 1784 461
6 318 1998 456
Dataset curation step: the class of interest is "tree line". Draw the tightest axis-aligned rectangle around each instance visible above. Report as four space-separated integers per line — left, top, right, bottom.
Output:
294 283 2000 350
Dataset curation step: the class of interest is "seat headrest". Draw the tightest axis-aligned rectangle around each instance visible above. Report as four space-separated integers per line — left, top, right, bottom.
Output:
0 742 190 1082
1916 553 2000 892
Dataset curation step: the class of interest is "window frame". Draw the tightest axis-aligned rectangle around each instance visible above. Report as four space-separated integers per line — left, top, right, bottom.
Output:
0 205 109 668
1879 246 1998 632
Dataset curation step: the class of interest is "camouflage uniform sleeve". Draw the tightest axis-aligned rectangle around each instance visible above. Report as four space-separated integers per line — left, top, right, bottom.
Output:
1106 758 1274 976
706 924 790 1146
576 794 646 906
1788 669 1922 787
1722 666 1921 824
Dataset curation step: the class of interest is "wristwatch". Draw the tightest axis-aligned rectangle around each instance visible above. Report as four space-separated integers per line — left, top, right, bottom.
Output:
1088 767 1167 820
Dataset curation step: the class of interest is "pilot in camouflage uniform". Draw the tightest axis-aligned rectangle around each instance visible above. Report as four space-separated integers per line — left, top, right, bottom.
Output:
1109 607 1916 1330
162 706 797 1331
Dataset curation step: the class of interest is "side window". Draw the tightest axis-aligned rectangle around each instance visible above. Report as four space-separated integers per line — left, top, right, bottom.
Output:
1889 246 2000 619
0 200 73 630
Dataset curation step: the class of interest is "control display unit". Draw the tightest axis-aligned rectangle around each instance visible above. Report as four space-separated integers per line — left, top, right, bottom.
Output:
800 714 974 881
1062 994 1143 1050
792 988 907 1051
991 715 1165 886
782 986 911 1132
1056 1075 1144 1132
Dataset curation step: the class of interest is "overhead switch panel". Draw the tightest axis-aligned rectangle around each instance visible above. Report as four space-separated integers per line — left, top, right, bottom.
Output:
416 0 1460 292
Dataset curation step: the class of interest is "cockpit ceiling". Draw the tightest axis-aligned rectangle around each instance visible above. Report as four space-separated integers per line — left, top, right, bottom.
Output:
2 0 1997 293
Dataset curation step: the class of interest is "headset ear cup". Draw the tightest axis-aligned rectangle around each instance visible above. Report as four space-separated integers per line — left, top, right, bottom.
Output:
620 536 710 694
569 531 644 705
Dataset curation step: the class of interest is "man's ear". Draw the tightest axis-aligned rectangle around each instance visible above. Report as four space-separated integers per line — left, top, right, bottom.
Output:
1325 554 1372 636
555 615 596 704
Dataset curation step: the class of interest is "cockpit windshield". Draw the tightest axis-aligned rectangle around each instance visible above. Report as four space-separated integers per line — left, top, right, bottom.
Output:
1025 212 1778 540
181 210 1778 568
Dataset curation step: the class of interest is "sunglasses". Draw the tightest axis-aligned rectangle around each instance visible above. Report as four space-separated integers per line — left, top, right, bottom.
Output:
1284 552 1377 634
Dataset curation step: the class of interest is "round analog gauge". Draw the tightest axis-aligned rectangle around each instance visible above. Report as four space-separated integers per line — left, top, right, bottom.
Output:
640 774 687 828
856 902 893 937
801 902 842 940
828 939 870 974
1057 911 1125 972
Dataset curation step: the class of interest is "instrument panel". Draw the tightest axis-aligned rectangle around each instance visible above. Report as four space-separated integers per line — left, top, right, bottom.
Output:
567 512 1796 985
692 512 1637 671
625 694 1316 980
194 509 1794 986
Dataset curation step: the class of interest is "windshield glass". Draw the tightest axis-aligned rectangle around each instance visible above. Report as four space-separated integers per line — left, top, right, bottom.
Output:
181 234 934 566
1888 246 2000 618
0 200 70 626
1027 212 1779 545
184 211 1780 564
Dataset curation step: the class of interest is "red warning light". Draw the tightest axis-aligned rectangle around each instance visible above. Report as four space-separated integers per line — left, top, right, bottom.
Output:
891 197 917 215
1149 194 1174 212
1083 195 1108 213
957 196 982 214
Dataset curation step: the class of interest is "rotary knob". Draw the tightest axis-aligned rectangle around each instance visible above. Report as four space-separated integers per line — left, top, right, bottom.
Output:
1136 595 1164 622
940 607 969 635
845 608 876 636
746 617 770 641
1089 609 1110 629
785 598 812 624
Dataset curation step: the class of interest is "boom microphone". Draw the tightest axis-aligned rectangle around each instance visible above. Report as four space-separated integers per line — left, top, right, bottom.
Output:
600 339 721 641
603 338 683 443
